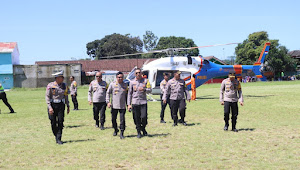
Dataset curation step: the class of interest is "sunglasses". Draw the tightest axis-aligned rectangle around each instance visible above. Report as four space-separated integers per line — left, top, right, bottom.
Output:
135 72 141 74
117 76 123 79
96 76 101 78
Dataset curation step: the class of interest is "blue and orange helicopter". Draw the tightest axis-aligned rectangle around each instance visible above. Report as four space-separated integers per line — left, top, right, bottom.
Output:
104 42 271 94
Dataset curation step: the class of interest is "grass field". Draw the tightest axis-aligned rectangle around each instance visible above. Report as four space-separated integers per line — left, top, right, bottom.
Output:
0 81 299 169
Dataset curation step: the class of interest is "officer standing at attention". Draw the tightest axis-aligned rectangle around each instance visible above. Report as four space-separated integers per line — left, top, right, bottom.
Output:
45 71 70 145
70 76 78 110
159 72 171 123
0 83 15 113
106 72 128 139
127 68 152 138
88 72 108 130
163 71 191 126
219 73 244 132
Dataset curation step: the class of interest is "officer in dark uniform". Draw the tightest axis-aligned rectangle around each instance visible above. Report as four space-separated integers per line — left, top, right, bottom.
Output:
163 71 191 126
220 73 244 132
45 71 70 144
0 83 15 113
159 72 171 123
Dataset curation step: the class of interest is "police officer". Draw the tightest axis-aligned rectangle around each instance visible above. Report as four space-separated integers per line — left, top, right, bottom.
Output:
219 73 244 132
106 72 127 139
0 83 15 113
127 68 152 138
70 76 78 110
88 72 108 130
160 72 171 123
45 71 70 144
163 71 191 126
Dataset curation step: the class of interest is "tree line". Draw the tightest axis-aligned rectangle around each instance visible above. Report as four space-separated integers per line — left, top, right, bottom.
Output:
86 31 296 76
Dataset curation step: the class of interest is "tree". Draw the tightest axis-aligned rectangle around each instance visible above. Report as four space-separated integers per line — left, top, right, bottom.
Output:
143 31 158 51
154 36 199 57
235 31 295 77
86 33 143 59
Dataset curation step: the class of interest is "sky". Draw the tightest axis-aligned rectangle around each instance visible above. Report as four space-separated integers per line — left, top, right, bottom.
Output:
1 0 299 64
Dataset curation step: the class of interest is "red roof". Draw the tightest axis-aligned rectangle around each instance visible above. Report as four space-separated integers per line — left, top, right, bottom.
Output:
0 42 17 53
35 58 156 73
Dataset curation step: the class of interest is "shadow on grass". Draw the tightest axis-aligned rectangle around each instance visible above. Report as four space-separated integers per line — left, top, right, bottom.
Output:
72 109 88 111
126 133 170 138
65 125 86 128
244 95 274 98
196 95 218 100
238 128 255 131
185 122 201 126
64 138 96 143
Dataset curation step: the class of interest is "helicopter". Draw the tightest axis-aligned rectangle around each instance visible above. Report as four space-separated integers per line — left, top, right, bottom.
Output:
103 42 271 95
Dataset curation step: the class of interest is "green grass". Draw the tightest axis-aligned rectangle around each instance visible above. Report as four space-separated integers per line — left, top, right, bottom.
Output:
0 81 299 169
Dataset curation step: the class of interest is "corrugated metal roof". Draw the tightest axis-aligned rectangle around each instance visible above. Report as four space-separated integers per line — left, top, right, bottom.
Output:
0 42 17 53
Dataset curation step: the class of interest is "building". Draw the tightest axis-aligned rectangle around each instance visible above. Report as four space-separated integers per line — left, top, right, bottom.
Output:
0 42 20 89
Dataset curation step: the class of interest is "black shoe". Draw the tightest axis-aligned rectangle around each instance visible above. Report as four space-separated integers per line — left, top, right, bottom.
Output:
224 124 229 131
95 121 99 128
172 123 178 127
10 110 15 113
56 136 63 145
113 129 119 136
178 119 183 123
95 124 99 128
182 122 187 126
137 131 142 138
100 125 105 130
120 131 125 139
232 128 238 132
160 120 166 123
142 129 148 136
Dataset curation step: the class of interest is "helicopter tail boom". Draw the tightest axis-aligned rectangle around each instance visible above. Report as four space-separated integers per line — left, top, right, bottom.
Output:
252 42 271 79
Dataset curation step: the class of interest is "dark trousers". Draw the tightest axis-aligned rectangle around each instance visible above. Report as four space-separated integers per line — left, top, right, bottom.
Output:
111 109 126 131
132 104 147 131
93 102 106 125
170 99 186 123
48 103 65 139
160 94 171 120
224 101 238 126
71 94 78 109
0 92 14 112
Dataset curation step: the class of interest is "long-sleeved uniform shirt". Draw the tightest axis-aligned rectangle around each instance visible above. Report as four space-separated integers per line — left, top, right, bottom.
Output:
88 80 108 103
106 81 128 109
219 78 243 103
70 80 77 95
163 78 191 101
127 78 152 105
45 81 69 110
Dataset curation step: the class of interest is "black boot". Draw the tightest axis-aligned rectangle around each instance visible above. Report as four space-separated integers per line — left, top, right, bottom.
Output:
120 130 125 139
232 123 238 132
137 130 142 138
172 119 178 127
95 120 99 128
100 123 104 130
224 122 229 131
10 109 15 113
113 129 119 136
181 118 187 126
160 119 166 123
56 135 63 145
142 128 148 136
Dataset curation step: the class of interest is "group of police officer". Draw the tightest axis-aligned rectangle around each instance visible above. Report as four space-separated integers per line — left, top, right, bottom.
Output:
45 69 243 144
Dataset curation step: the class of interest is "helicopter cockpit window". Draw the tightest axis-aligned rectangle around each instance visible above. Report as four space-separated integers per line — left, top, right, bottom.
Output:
203 59 210 64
